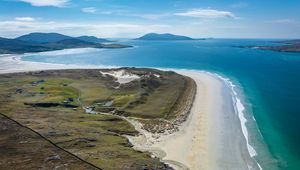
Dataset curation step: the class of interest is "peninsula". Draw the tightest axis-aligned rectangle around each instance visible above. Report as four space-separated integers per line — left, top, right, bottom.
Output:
238 39 300 53
0 52 262 169
0 68 195 169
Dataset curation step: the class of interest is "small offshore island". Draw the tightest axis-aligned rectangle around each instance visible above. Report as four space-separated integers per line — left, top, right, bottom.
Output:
135 33 195 41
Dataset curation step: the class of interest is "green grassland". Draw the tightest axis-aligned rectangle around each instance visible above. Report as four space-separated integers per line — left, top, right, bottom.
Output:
0 68 196 169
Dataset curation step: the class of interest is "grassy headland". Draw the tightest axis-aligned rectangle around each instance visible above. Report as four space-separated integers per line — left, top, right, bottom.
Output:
0 68 196 169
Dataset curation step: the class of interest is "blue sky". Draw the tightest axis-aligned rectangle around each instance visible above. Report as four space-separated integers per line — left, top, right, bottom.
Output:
0 0 300 38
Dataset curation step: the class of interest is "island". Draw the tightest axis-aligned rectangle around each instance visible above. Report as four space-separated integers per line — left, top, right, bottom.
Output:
238 39 300 52
0 33 131 54
134 33 196 41
16 32 112 43
0 68 196 169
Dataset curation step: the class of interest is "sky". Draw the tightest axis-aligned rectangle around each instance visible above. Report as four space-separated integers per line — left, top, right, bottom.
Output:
0 0 300 38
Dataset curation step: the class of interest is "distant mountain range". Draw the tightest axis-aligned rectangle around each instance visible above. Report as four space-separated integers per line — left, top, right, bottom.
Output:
135 33 198 41
16 33 112 43
0 33 130 54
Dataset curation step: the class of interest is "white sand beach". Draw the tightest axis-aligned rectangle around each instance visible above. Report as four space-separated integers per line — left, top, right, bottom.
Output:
0 48 104 74
0 53 261 170
0 54 78 74
126 70 261 170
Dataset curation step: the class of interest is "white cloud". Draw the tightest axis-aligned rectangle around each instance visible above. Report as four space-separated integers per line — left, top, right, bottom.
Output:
82 7 97 13
0 20 171 38
15 17 35 22
18 0 69 7
126 13 170 20
1 19 299 39
175 9 236 18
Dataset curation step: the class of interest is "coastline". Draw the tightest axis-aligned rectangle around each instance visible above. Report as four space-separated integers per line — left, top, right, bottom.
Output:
0 52 261 170
0 48 112 74
125 70 261 170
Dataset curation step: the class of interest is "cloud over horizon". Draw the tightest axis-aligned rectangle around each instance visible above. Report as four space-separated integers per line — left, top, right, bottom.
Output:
175 9 236 19
18 0 69 7
15 17 35 22
270 19 297 24
82 7 97 13
0 19 171 38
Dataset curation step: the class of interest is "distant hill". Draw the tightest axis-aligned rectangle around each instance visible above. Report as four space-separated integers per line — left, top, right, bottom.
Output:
16 33 72 43
16 33 111 44
0 35 132 54
76 36 111 43
0 37 52 54
45 38 99 49
135 33 195 41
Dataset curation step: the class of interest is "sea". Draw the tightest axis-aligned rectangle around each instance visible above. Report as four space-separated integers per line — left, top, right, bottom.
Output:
21 39 300 170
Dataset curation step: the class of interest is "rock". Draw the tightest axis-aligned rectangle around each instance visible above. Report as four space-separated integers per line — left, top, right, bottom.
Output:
67 98 74 102
47 131 57 136
16 88 23 94
86 144 96 147
75 138 97 143
31 79 45 86
45 155 61 161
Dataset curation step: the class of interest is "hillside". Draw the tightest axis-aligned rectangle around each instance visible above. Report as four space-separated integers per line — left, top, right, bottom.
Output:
77 36 111 43
0 34 131 54
0 37 53 54
0 114 98 170
16 33 72 43
16 32 111 44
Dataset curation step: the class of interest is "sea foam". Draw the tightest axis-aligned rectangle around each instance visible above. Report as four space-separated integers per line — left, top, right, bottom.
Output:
210 72 263 170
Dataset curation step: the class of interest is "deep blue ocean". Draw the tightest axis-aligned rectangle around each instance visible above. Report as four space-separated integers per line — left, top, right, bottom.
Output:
22 39 300 170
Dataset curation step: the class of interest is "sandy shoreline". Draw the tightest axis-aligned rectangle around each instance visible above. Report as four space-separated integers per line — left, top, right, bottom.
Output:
0 49 108 74
0 52 261 170
125 70 261 170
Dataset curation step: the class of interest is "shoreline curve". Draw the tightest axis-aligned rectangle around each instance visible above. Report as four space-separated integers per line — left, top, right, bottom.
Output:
0 52 262 170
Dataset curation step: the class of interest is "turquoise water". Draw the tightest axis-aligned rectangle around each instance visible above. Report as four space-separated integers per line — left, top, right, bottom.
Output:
23 39 300 169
